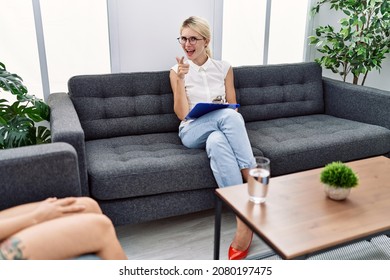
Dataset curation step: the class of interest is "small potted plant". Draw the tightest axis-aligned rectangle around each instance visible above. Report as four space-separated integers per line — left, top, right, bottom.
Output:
320 161 359 200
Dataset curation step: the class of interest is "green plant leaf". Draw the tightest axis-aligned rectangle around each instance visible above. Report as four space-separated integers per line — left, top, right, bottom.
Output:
36 126 51 144
0 116 35 148
309 0 390 85
23 101 50 122
320 161 359 188
343 9 351 16
33 100 50 121
0 61 51 149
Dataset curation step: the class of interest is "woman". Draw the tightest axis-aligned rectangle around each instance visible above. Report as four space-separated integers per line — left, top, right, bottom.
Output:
170 16 255 260
0 197 127 260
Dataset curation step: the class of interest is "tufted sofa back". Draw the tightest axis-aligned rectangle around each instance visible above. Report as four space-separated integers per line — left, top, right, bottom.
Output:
68 71 180 141
69 62 324 141
233 62 324 122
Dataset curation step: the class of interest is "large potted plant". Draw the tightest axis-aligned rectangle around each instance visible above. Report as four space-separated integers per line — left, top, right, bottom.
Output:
320 161 359 200
309 0 390 85
0 61 50 149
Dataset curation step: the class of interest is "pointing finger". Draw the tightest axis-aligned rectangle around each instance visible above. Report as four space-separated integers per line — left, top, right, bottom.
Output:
176 56 184 64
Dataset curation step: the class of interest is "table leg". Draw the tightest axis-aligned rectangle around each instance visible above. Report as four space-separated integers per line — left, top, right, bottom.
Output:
214 196 222 260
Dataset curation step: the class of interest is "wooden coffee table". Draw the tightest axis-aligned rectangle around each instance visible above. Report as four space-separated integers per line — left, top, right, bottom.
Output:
214 156 390 260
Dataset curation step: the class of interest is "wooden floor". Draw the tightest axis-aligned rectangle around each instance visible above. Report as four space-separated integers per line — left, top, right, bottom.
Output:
116 208 271 260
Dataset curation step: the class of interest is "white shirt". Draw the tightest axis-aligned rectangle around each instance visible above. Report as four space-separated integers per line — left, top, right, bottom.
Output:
171 57 231 110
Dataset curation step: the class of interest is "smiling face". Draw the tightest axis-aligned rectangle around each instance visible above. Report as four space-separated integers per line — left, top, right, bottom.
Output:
180 27 209 66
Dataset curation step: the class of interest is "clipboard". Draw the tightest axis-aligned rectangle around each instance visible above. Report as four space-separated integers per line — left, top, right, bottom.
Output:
185 103 240 120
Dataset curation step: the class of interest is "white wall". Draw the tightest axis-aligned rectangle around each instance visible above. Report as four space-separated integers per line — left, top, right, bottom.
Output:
110 0 311 71
309 3 390 91
108 0 223 73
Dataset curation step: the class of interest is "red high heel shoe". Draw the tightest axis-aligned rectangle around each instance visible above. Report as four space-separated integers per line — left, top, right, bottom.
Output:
228 233 253 260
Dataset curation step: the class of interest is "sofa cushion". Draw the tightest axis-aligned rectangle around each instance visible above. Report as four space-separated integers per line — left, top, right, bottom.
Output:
68 71 179 141
234 62 324 122
85 132 217 200
246 114 390 176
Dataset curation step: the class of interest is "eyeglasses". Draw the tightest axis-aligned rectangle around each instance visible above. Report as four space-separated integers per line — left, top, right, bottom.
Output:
177 36 204 45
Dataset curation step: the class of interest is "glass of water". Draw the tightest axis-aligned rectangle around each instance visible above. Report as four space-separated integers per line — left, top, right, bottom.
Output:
248 156 271 204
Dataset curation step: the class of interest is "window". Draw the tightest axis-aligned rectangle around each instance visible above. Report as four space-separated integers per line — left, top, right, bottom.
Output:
40 0 110 93
268 0 310 64
222 0 266 66
1 0 110 100
222 0 311 66
1 0 43 100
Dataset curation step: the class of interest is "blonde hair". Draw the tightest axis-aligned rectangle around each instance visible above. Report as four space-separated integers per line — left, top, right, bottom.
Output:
180 16 212 58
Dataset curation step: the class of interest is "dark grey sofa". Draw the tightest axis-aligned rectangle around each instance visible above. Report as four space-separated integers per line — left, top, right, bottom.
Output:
0 142 100 259
48 62 390 226
0 143 81 212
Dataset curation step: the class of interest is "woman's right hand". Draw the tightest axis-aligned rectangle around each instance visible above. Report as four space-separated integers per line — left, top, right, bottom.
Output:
176 56 189 80
170 57 190 120
32 197 86 223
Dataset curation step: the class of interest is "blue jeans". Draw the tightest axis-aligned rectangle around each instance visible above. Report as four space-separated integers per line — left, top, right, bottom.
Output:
179 108 256 188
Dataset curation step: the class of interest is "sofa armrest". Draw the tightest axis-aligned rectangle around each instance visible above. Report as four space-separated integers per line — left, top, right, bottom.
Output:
323 77 390 130
48 92 89 195
0 143 82 211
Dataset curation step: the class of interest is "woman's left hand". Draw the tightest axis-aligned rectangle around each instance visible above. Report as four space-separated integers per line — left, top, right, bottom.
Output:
32 197 86 224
